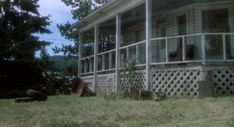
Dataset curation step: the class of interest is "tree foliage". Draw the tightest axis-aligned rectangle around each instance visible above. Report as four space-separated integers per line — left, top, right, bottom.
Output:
0 0 51 61
55 0 111 57
0 0 51 98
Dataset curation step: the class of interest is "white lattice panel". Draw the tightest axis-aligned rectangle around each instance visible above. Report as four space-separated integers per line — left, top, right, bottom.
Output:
152 69 200 97
97 73 116 93
212 69 234 95
82 76 95 91
120 70 147 90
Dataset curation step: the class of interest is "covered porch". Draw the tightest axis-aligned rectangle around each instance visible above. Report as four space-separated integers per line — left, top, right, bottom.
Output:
77 0 234 96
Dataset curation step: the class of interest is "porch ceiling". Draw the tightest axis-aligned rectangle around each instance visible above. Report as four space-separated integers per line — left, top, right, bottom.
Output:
74 0 230 31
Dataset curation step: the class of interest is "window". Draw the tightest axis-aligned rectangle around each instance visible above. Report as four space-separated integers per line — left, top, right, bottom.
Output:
202 9 229 33
203 9 229 60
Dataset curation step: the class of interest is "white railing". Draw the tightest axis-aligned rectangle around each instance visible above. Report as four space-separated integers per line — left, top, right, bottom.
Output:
97 49 115 72
81 33 234 75
81 55 94 75
120 40 146 67
150 33 234 65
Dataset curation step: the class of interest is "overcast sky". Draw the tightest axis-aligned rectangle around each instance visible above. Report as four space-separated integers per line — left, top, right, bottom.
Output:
37 0 75 56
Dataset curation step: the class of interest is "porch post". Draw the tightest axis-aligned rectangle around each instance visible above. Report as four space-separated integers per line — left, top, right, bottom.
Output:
146 0 152 91
115 14 121 92
78 32 83 77
201 34 206 65
94 25 99 91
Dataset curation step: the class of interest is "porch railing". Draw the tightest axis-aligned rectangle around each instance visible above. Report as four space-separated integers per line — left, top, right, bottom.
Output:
150 33 234 65
81 33 234 75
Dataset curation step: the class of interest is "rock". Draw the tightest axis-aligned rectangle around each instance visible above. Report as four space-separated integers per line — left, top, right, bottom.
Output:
26 89 47 101
15 97 34 103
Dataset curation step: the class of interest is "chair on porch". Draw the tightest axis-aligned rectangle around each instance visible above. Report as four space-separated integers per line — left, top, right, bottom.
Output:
169 42 196 61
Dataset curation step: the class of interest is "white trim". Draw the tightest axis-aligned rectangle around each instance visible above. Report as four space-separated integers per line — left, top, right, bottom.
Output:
94 25 99 91
115 14 121 92
78 32 83 77
97 69 115 73
119 40 146 49
146 0 152 91
97 49 115 56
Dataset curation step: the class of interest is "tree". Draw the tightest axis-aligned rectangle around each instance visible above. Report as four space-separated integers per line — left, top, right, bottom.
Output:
55 0 111 57
0 0 51 98
0 0 51 61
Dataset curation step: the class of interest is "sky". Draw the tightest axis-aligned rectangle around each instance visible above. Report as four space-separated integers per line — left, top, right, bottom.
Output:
37 0 75 56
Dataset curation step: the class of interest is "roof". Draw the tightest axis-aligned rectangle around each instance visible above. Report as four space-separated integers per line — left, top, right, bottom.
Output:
72 0 123 29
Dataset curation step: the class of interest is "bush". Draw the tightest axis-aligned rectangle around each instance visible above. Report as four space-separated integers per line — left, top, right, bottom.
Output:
120 59 143 99
41 72 73 95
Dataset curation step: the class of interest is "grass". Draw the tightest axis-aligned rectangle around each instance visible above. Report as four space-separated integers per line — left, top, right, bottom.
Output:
0 96 234 127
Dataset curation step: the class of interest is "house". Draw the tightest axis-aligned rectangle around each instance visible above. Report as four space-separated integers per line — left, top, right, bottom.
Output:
73 0 234 97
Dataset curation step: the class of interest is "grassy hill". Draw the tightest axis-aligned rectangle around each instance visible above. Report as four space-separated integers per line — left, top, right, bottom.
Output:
0 96 234 127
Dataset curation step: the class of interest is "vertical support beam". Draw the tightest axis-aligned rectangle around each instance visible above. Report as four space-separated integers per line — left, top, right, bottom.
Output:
223 34 227 61
109 52 112 69
115 14 121 92
146 0 152 91
84 59 86 73
165 39 168 62
136 45 140 64
126 48 130 60
94 25 99 91
182 37 186 61
102 54 105 70
201 34 206 65
78 32 83 77
89 58 92 72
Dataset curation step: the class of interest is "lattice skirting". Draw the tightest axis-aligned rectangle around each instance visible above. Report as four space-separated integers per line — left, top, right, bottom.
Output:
97 73 116 93
212 69 234 95
120 70 147 91
82 67 234 97
152 68 200 97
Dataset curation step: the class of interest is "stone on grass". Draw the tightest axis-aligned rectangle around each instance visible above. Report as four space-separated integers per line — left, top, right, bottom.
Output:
15 89 47 103
26 89 47 101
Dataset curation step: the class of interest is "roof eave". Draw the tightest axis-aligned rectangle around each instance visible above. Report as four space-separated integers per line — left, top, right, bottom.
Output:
71 0 123 29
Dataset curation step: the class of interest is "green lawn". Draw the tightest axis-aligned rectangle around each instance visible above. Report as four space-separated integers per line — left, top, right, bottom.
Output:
0 96 234 127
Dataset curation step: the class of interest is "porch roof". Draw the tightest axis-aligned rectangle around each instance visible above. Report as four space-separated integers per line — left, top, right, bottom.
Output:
72 0 123 30
72 0 230 31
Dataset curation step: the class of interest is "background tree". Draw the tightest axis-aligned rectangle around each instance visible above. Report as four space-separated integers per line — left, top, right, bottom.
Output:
0 0 51 98
55 0 111 57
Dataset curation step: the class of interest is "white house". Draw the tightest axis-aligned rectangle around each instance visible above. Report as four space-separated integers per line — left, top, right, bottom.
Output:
73 0 234 97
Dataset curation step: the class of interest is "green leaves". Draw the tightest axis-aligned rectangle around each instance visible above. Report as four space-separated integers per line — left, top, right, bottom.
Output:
0 0 51 61
57 0 111 57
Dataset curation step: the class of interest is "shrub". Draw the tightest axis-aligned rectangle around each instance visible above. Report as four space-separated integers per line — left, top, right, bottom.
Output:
41 72 73 95
120 59 143 99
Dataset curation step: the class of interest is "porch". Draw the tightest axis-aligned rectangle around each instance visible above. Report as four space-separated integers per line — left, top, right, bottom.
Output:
77 0 234 97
